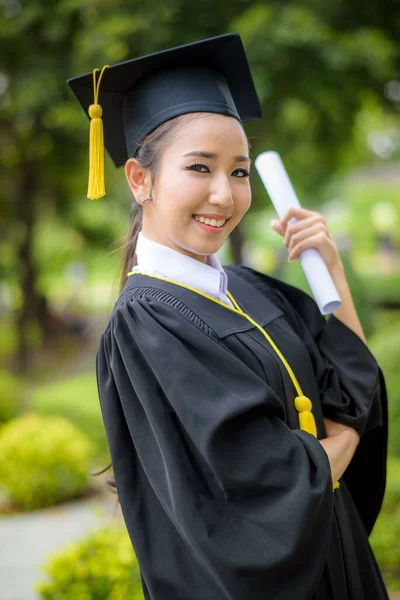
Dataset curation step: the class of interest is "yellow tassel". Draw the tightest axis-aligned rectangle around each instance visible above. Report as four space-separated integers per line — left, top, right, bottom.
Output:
87 65 109 200
294 396 339 490
294 396 317 437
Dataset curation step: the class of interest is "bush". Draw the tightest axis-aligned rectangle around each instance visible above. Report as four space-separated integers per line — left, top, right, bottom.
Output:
370 458 400 591
0 369 20 423
36 526 144 600
32 372 109 464
0 413 94 511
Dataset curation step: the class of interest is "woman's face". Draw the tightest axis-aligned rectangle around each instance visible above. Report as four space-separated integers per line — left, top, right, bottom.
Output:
128 113 252 262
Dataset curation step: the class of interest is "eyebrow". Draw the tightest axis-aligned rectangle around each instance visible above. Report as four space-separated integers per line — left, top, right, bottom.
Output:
183 151 252 163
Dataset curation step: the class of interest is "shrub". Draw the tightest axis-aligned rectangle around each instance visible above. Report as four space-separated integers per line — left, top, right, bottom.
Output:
370 458 400 591
0 413 94 511
36 526 144 600
0 369 20 423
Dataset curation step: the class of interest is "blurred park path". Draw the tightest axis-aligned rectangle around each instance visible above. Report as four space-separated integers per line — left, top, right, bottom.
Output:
0 488 121 600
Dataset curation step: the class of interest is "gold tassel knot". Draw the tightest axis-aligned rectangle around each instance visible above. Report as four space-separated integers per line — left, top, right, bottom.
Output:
294 395 317 437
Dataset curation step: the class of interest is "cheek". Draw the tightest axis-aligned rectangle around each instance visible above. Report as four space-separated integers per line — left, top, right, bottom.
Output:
161 170 206 201
234 185 251 215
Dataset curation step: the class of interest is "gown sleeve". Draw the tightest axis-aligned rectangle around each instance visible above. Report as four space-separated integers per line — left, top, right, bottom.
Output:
235 265 388 536
96 290 334 600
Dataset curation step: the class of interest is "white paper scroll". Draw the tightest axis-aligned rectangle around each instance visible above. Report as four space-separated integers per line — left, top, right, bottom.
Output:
254 151 341 315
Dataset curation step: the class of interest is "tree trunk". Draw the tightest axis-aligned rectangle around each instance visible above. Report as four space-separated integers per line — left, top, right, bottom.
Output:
13 161 46 373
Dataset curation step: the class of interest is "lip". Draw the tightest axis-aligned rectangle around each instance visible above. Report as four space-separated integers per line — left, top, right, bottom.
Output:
192 214 232 220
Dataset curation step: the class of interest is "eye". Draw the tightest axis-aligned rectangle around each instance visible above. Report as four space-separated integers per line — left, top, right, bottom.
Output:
185 162 210 173
233 168 250 178
186 163 250 178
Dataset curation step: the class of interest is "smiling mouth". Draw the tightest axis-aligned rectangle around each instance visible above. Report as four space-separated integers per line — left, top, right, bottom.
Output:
193 215 229 228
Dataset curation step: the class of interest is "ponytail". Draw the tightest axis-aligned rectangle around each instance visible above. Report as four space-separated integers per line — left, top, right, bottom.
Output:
118 205 143 292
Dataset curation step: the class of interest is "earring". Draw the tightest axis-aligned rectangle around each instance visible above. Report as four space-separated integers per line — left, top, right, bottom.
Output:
139 193 152 203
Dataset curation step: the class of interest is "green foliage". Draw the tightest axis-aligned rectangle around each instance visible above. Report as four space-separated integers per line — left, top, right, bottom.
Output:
364 273 400 305
342 181 400 263
0 318 17 362
0 412 94 511
369 317 400 457
32 372 109 464
0 369 20 423
370 458 400 590
36 526 144 600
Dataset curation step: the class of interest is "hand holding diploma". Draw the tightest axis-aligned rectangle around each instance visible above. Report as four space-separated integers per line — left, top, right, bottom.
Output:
271 206 342 271
255 151 342 315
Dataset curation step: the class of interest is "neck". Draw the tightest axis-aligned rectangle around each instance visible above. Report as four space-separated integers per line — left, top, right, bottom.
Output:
140 230 209 264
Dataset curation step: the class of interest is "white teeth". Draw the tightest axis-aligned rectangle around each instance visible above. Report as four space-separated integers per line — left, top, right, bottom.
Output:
194 216 227 228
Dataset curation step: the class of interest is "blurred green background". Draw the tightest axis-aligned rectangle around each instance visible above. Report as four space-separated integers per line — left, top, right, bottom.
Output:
1 0 400 597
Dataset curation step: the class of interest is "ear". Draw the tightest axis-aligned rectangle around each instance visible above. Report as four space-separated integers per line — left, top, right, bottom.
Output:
125 158 152 199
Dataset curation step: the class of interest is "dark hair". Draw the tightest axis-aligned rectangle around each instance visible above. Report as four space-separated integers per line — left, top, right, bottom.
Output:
94 111 248 498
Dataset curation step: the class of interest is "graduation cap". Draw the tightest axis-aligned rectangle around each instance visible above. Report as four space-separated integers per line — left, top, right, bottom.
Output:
67 33 262 200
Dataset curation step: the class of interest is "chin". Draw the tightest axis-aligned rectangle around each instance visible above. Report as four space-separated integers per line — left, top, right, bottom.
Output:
183 240 221 260
196 237 224 252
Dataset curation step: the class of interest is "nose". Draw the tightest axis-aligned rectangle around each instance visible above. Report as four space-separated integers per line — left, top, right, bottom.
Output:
208 174 234 209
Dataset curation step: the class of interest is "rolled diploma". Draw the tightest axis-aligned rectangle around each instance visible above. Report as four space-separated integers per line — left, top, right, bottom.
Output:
255 151 341 315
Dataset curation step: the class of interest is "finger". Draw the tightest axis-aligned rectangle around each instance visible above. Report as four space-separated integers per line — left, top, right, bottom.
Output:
270 219 285 236
283 215 327 247
287 223 329 254
281 207 317 226
288 231 331 261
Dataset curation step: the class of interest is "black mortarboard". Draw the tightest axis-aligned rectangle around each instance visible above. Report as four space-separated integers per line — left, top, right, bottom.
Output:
67 33 261 199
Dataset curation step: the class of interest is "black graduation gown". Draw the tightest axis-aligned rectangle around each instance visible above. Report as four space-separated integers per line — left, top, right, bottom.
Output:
96 264 389 600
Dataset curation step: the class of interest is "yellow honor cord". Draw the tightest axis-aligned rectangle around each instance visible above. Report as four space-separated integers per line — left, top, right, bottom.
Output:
87 64 109 200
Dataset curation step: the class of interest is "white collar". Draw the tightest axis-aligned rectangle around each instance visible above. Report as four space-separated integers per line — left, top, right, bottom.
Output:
132 232 229 300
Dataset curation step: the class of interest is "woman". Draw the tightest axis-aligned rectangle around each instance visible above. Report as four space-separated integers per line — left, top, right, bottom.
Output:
69 34 388 600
